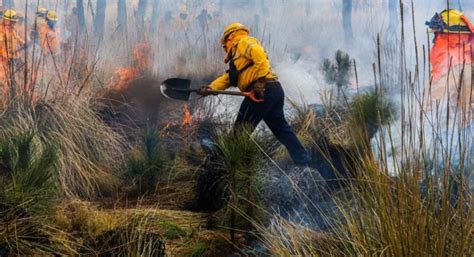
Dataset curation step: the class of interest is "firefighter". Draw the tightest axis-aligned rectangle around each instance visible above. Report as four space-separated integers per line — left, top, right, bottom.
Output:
196 9 211 32
32 7 48 33
426 9 473 111
198 23 310 166
30 7 48 43
37 10 62 55
0 9 25 105
15 12 26 40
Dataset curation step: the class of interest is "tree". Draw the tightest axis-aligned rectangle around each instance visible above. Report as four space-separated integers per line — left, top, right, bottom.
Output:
321 50 353 100
117 0 128 32
76 0 86 30
305 0 312 17
388 0 399 34
93 0 106 41
151 0 159 33
62 0 71 14
2 0 14 8
457 0 463 11
137 0 148 31
342 0 353 45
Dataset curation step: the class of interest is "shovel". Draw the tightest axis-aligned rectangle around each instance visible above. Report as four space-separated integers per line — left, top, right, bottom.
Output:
160 78 264 103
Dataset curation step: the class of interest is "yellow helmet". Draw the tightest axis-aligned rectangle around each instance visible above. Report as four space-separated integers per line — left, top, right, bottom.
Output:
3 9 19 22
46 10 58 22
36 7 48 16
220 22 249 44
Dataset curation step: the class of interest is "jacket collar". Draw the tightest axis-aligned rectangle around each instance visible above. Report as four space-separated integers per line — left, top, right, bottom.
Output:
224 32 248 63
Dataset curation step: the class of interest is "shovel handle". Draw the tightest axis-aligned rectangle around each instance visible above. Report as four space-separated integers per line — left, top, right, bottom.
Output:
208 89 264 103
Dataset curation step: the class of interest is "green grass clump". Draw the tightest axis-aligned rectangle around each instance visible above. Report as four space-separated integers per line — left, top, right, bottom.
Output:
159 220 187 239
1 99 126 199
349 90 396 145
189 242 210 257
215 127 264 241
0 131 58 214
0 131 77 255
124 127 167 195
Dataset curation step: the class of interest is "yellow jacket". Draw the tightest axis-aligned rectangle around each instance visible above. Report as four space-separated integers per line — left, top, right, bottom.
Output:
210 35 277 91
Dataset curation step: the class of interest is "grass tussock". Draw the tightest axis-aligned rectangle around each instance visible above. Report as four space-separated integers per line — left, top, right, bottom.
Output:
0 131 58 214
0 98 126 199
0 130 76 255
215 127 265 240
124 127 167 196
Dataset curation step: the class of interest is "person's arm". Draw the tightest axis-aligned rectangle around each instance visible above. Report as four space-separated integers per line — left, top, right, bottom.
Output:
209 72 230 90
241 39 271 79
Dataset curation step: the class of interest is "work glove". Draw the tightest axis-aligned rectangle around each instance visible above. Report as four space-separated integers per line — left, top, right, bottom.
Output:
254 78 266 98
197 86 213 96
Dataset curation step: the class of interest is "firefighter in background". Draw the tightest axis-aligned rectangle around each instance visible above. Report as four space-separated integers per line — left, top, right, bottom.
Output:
198 23 310 166
426 9 473 113
35 10 62 55
177 4 189 31
196 9 211 32
15 12 26 41
31 7 48 36
0 9 25 106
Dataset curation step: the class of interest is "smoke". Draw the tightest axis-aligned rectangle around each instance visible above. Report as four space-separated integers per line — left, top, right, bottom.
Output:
18 0 472 176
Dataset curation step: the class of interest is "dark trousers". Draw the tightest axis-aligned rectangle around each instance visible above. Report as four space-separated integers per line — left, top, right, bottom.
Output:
235 82 310 166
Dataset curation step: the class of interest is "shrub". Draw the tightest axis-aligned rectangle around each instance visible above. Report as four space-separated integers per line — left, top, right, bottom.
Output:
321 50 353 99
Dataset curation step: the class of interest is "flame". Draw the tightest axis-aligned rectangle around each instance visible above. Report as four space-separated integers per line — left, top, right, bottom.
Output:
109 42 152 91
182 104 193 127
132 42 152 70
114 66 140 91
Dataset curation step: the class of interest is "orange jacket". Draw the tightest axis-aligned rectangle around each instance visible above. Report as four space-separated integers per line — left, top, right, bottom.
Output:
430 33 473 81
0 21 25 59
38 23 62 54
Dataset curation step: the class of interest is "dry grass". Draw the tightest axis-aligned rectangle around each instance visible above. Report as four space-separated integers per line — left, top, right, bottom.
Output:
257 5 473 255
0 97 126 199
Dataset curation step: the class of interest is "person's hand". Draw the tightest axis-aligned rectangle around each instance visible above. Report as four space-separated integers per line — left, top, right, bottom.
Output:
197 86 213 96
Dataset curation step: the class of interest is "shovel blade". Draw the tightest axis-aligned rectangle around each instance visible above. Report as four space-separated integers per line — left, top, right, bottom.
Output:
160 78 192 101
